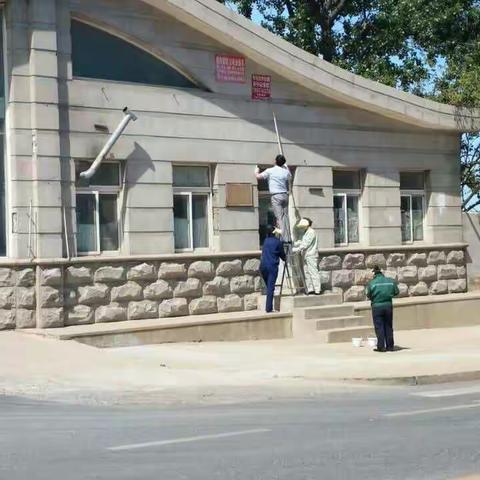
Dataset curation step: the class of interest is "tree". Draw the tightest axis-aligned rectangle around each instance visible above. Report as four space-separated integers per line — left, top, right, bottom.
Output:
219 0 480 209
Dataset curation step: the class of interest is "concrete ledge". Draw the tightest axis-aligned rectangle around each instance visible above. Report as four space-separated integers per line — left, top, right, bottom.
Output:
23 310 292 348
354 292 480 331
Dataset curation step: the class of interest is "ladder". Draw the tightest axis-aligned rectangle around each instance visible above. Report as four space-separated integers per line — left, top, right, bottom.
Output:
277 242 307 300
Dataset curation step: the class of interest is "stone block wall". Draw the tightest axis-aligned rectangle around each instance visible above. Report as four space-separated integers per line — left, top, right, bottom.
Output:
0 267 37 330
0 247 470 330
318 248 467 302
0 255 263 330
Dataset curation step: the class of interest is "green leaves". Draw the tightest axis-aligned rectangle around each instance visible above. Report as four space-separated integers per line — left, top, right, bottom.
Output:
219 0 480 209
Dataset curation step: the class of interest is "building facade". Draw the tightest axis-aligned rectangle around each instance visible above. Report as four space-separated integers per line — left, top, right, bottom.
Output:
0 0 477 329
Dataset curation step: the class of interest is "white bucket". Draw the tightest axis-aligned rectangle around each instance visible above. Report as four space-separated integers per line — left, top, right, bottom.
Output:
352 337 363 348
367 337 377 348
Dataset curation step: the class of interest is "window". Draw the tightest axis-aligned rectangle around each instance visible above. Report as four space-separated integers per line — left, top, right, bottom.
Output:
75 162 121 254
333 170 361 245
400 172 425 242
71 20 199 89
173 166 211 251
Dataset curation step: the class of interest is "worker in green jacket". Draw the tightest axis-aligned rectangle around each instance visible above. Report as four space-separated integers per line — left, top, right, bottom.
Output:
366 265 400 352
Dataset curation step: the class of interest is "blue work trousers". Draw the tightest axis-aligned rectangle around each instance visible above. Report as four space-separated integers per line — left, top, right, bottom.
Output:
372 304 394 350
260 265 278 313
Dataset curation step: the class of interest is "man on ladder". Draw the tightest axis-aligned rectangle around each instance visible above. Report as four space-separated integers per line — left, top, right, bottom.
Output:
255 154 292 242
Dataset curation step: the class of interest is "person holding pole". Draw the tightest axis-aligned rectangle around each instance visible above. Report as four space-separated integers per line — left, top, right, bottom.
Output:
260 225 286 313
293 218 321 295
255 154 292 242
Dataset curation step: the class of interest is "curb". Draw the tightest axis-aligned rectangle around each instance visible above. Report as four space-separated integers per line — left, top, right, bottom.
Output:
284 369 480 386
339 370 480 386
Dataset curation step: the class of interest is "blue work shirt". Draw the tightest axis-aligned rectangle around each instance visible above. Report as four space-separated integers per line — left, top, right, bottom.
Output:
260 236 286 270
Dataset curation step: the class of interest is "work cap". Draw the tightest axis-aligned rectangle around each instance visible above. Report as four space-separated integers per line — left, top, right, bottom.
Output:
297 218 310 229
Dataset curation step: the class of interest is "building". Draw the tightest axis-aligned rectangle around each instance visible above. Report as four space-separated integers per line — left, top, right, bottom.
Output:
0 0 478 329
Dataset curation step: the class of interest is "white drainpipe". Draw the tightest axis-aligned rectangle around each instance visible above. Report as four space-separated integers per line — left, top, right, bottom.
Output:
80 107 138 179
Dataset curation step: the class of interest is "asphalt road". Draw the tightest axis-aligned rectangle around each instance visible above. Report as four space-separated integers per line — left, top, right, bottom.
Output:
2 382 480 480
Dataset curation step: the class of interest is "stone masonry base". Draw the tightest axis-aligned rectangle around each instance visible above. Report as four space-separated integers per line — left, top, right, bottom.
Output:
0 246 468 330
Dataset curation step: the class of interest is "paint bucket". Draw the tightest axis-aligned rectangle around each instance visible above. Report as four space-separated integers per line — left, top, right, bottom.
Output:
367 337 377 348
352 337 363 348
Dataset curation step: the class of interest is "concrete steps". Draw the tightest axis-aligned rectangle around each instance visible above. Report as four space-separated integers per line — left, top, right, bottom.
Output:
292 293 343 309
302 304 354 320
292 293 369 342
319 326 375 343
315 315 369 331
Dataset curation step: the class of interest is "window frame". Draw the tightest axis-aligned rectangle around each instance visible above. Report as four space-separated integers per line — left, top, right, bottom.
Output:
75 162 122 256
400 191 425 244
400 171 426 244
333 170 362 246
172 164 212 253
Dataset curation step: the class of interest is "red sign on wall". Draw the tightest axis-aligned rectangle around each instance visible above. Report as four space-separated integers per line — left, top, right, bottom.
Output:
215 54 246 83
251 74 272 100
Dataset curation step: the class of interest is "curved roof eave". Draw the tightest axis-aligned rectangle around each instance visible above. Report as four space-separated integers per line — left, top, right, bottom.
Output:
142 0 480 132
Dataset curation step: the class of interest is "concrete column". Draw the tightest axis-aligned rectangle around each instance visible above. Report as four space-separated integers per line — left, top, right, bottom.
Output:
213 163 259 252
425 169 463 243
123 160 175 254
5 0 64 258
291 166 334 248
362 170 402 246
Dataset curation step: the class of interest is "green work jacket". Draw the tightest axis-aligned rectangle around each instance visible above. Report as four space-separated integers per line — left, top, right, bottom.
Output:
366 273 399 307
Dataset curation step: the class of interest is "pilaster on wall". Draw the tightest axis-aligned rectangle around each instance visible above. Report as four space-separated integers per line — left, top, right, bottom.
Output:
361 170 402 246
5 0 64 258
425 170 463 244
291 166 334 248
213 163 259 252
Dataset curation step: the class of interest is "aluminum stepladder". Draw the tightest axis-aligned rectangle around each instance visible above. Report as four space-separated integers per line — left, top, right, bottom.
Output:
274 218 308 308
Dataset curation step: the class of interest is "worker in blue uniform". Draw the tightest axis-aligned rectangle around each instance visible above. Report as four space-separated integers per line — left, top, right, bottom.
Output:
260 225 286 313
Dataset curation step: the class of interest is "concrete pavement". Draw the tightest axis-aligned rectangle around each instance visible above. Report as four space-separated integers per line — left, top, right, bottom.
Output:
3 326 480 404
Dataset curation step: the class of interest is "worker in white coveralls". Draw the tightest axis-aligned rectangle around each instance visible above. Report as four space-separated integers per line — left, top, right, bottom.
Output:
293 217 321 295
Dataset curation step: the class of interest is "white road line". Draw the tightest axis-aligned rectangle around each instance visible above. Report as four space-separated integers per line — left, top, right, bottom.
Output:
412 385 480 398
384 402 480 418
107 428 271 452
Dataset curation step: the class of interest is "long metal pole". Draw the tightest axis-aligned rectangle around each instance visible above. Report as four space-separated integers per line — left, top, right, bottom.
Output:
79 107 138 180
27 200 32 259
272 110 284 156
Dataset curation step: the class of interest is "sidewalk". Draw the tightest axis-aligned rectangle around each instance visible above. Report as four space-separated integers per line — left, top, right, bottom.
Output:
2 326 480 404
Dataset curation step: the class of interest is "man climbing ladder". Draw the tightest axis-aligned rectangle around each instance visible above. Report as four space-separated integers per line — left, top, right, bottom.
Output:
255 154 292 242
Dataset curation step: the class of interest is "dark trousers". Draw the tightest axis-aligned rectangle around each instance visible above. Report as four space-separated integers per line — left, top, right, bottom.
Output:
260 265 278 313
372 304 394 350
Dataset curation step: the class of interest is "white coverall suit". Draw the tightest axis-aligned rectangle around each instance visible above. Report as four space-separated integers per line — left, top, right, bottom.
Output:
294 227 321 294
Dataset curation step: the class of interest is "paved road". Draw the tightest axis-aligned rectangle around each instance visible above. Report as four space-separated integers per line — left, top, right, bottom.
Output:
2 382 480 480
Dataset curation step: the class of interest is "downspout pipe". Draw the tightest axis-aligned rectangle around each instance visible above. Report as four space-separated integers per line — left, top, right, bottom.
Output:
80 107 138 180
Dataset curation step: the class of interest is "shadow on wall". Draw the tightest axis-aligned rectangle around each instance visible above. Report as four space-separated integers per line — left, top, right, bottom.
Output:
119 141 155 241
463 212 480 290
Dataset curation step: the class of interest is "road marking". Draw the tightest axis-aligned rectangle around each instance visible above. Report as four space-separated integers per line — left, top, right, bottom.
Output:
385 402 480 418
107 428 271 452
412 385 480 398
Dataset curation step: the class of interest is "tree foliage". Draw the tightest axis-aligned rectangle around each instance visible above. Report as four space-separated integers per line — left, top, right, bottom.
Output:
219 0 480 210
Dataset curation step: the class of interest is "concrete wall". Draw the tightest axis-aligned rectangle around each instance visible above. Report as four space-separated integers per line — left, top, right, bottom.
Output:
463 212 480 290
3 0 464 260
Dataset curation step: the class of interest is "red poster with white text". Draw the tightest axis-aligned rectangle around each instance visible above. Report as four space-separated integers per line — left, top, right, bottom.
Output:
251 74 272 100
215 54 246 83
